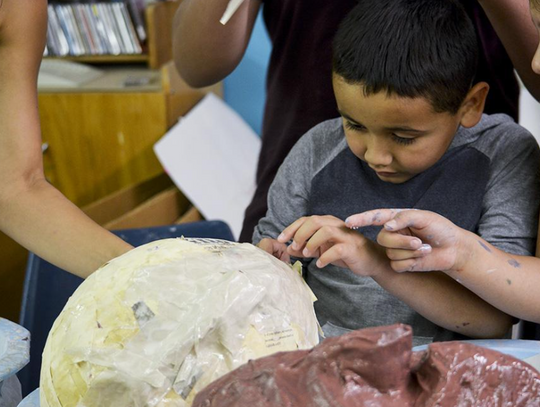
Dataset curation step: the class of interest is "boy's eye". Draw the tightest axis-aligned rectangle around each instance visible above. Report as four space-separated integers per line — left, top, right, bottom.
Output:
345 121 367 132
392 134 416 145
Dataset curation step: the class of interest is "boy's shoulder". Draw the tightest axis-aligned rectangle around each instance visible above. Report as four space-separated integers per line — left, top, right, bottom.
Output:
290 117 348 164
302 117 344 143
454 113 538 158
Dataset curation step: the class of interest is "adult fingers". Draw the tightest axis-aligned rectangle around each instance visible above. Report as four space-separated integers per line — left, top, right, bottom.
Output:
380 210 436 233
385 246 432 262
345 208 409 229
377 228 424 250
389 250 455 273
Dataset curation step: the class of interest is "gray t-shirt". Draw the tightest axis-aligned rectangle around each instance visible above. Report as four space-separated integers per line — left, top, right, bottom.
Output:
253 114 540 346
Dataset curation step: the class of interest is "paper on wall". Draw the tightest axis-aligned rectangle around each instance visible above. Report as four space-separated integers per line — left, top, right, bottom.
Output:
220 0 246 25
154 93 261 240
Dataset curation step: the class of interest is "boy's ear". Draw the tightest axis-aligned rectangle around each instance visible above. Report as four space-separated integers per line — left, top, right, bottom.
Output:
459 82 490 128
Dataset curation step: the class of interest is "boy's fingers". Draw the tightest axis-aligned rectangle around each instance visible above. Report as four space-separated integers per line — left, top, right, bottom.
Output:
258 239 291 262
286 244 306 258
302 226 337 257
278 249 291 264
277 217 307 243
257 238 274 254
345 209 408 228
315 244 346 269
290 216 343 252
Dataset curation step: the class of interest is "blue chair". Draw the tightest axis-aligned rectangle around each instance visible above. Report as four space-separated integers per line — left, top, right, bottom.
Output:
17 220 234 397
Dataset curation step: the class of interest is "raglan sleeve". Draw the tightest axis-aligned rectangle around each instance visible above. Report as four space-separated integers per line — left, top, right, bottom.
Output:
252 131 316 245
477 124 540 256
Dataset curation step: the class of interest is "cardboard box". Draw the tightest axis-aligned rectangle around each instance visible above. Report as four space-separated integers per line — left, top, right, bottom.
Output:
82 172 201 230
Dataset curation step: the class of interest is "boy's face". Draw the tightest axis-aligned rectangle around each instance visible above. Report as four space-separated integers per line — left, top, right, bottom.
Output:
333 75 462 184
532 2 540 74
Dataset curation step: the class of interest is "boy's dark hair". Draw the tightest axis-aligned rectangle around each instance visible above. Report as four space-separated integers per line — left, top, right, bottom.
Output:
531 0 540 11
332 0 479 114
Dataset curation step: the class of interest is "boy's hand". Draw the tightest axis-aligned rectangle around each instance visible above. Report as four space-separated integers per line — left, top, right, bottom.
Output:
257 238 291 263
345 209 466 273
277 215 385 276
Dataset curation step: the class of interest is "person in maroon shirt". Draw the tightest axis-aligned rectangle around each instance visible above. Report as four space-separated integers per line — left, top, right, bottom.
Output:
173 0 540 243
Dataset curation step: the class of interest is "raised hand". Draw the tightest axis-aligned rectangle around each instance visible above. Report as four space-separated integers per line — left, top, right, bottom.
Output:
345 209 464 273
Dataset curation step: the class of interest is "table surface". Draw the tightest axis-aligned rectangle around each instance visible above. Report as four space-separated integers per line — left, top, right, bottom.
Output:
18 339 540 407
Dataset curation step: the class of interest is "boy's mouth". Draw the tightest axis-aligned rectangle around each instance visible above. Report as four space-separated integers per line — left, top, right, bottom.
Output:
375 171 397 177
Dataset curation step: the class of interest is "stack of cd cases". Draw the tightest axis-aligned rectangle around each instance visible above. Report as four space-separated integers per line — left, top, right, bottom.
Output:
45 1 147 57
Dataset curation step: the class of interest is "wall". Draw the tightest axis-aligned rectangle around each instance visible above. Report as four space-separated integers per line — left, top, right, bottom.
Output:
223 10 271 136
519 81 540 144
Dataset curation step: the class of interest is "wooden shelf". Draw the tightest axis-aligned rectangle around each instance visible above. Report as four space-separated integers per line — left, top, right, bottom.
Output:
44 54 149 64
44 1 180 69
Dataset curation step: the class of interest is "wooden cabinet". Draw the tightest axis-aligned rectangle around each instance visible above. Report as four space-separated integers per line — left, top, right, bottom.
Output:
38 63 219 207
1 0 206 322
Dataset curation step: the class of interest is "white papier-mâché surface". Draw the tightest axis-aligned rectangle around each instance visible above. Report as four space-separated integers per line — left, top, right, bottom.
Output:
40 238 320 407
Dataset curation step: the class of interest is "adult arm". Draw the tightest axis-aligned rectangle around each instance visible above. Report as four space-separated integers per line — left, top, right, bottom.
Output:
172 0 262 87
372 260 513 338
347 209 540 324
478 0 540 101
0 0 132 278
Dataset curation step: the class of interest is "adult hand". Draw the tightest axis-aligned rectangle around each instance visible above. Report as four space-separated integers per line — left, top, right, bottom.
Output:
345 209 466 273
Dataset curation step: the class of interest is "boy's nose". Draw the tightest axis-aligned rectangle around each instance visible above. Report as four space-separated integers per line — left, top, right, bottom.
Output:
364 141 392 167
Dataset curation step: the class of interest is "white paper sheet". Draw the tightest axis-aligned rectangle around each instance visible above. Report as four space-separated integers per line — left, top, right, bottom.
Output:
154 94 261 240
220 0 246 25
524 353 540 372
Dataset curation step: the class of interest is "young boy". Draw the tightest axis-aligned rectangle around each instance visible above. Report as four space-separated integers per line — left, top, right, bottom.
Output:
254 0 540 345
338 0 540 328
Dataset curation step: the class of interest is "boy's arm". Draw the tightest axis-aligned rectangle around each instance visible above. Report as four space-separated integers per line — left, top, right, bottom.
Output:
478 0 540 101
253 122 330 244
252 132 317 245
0 0 132 278
172 0 261 87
